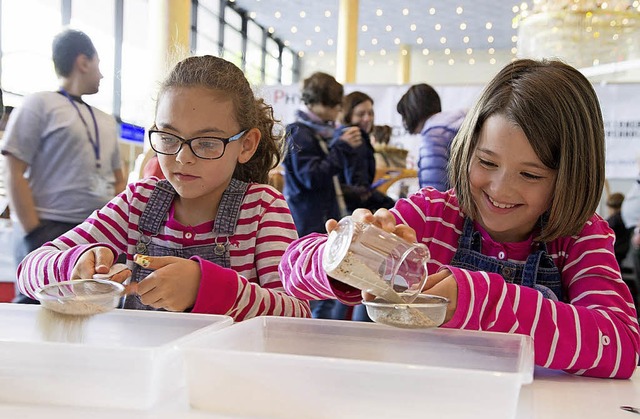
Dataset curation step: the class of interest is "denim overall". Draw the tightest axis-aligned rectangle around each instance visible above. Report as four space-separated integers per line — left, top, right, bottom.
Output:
123 179 248 310
450 217 563 301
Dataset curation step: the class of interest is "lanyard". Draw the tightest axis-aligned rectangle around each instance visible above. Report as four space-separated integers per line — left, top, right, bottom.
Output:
59 89 101 168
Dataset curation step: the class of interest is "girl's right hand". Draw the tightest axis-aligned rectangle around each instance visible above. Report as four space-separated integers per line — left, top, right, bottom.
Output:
339 126 363 148
71 246 130 284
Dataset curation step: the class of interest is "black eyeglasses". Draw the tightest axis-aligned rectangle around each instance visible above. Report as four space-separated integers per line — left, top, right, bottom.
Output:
148 129 247 160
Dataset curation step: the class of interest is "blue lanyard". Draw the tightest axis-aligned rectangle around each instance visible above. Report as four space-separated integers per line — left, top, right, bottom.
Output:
59 89 101 168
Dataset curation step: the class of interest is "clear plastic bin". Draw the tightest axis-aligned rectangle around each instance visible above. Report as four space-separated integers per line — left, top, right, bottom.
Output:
180 316 534 419
0 303 232 410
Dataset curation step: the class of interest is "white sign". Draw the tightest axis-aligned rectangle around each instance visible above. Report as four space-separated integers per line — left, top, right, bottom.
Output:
257 83 640 178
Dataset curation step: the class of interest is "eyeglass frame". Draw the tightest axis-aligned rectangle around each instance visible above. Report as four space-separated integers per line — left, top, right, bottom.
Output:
148 128 248 160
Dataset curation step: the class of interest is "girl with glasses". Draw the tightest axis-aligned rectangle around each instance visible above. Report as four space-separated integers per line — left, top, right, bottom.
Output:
16 55 310 320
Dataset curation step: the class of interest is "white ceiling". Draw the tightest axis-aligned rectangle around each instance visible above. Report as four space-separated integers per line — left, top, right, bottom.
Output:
231 0 528 56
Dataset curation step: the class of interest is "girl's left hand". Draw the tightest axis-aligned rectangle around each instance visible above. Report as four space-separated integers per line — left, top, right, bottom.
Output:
133 255 201 312
421 269 458 323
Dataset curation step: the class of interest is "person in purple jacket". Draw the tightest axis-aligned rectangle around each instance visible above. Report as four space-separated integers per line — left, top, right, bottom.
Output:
397 84 466 191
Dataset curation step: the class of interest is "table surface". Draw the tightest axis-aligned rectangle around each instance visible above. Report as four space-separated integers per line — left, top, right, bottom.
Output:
0 367 637 418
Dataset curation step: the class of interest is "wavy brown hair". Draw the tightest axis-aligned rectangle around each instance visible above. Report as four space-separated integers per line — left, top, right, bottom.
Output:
449 59 604 242
157 55 282 184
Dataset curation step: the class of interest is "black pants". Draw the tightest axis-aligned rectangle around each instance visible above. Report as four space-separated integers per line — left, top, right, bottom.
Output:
13 219 78 304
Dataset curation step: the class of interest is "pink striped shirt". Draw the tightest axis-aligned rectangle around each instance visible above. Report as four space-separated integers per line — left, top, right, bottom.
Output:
280 187 640 378
18 178 311 321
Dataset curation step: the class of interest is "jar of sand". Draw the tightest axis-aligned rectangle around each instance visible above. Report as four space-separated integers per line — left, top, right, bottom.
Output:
322 216 429 304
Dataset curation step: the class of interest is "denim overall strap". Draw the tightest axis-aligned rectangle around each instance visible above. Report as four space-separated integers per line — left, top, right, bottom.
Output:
450 216 562 301
124 179 249 310
135 179 175 255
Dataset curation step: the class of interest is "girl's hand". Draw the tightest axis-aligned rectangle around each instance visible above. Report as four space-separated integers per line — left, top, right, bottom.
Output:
71 246 120 280
421 269 458 323
339 126 363 148
133 255 201 312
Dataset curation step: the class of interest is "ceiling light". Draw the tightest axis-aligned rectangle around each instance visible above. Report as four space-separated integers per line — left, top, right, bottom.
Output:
394 38 401 45
440 36 447 44
485 22 493 29
380 49 386 56
402 8 409 15
362 25 368 31
318 50 325 57
368 59 374 66
291 26 297 33
460 23 467 30
428 59 434 65
324 10 331 17
429 8 436 15
327 39 334 46
284 40 290 46
386 25 392 31
372 38 378 45
488 36 494 43
448 58 455 65
463 36 470 43
466 48 473 54
444 48 451 55
422 48 430 55
410 24 417 31
305 39 311 46
469 58 475 64
490 58 496 64
298 51 304 57
376 9 383 16
489 48 495 54
249 12 256 19
456 6 463 14
416 37 423 44
511 47 518 54
314 26 321 33
435 23 441 30
359 50 365 56
268 27 274 33
274 11 281 18
299 11 306 18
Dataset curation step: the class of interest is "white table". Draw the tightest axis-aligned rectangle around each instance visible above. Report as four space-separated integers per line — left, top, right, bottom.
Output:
516 366 640 418
1 367 637 418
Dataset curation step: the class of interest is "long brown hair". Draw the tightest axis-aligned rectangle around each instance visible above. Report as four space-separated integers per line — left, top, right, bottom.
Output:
449 59 605 242
157 55 282 184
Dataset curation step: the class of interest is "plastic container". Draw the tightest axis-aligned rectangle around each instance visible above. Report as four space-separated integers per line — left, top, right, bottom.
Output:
0 303 232 410
322 216 430 303
363 293 449 328
180 316 534 419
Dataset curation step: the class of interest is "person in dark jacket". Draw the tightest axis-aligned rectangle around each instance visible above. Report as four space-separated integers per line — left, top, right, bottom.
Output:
397 84 466 191
333 91 395 213
282 72 361 319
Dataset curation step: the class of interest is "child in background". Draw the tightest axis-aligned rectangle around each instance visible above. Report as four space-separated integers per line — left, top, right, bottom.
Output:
17 55 310 321
280 59 640 378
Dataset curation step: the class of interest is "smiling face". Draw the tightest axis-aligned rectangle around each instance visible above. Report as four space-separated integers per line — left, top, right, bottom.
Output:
350 100 374 133
154 86 256 213
468 114 557 243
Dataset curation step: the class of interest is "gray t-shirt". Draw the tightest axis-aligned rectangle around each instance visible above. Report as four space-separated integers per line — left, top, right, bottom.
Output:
1 91 121 223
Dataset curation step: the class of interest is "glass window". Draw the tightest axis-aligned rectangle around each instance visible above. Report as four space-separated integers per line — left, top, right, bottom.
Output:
246 40 263 84
247 20 263 45
265 54 280 85
224 6 242 31
195 3 219 55
266 38 280 59
198 0 220 17
70 0 116 114
1 0 62 101
222 25 243 68
281 48 294 85
120 0 152 127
